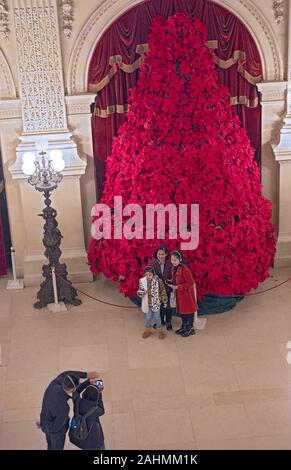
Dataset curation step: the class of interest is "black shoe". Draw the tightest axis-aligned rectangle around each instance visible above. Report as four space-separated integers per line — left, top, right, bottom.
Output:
180 328 195 338
166 323 173 331
175 327 184 335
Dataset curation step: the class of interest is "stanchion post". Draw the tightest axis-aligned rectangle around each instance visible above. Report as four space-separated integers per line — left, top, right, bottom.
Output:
11 247 17 282
6 247 24 290
47 267 67 313
51 267 59 306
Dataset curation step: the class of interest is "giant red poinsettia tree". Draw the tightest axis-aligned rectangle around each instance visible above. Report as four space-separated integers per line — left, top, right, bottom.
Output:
88 13 276 300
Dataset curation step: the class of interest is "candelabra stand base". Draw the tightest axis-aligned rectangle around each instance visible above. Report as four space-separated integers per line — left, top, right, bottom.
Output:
47 301 67 313
34 263 82 309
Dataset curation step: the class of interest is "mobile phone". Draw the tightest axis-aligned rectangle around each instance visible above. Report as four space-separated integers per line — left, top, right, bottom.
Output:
95 379 104 391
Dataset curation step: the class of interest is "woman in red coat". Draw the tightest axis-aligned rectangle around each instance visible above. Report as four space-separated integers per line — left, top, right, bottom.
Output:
169 251 197 337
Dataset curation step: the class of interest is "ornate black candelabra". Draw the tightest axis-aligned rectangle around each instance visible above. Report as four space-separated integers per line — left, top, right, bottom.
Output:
24 150 81 309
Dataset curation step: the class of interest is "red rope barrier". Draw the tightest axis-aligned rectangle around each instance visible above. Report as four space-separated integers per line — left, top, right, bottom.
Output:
55 272 138 308
73 285 138 309
231 277 291 297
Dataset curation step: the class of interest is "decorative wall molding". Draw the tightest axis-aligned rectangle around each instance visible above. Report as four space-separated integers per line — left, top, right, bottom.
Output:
10 131 86 180
257 81 287 103
14 3 68 133
0 99 21 120
0 0 9 40
272 0 286 25
0 49 16 98
60 0 74 38
65 93 95 115
67 0 283 95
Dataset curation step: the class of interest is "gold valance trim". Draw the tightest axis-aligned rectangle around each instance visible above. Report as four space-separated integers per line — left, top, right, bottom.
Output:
94 95 258 118
89 42 262 94
136 43 150 53
238 65 262 85
92 65 118 94
214 50 246 69
207 40 218 49
120 56 145 74
94 104 129 118
214 50 262 85
230 96 258 107
109 55 123 65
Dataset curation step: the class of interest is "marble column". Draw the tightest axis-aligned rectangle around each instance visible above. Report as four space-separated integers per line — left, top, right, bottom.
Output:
8 0 92 285
271 0 291 266
257 81 287 228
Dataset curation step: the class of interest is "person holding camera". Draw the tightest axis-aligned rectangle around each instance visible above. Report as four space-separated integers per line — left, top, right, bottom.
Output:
37 370 99 450
69 379 105 451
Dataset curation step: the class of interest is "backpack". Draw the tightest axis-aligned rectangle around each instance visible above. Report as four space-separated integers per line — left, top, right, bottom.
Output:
69 398 98 441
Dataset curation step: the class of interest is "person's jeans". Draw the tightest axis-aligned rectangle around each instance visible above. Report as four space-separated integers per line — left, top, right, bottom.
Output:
165 308 174 325
45 431 66 450
145 307 161 328
181 313 194 331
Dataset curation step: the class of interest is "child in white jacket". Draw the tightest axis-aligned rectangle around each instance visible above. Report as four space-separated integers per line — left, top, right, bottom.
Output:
137 266 168 339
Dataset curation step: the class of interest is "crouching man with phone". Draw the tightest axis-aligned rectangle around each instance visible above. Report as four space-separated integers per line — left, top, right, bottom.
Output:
69 378 105 450
37 370 100 450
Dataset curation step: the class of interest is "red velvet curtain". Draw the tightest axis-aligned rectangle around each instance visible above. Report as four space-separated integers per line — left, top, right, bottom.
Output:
89 0 262 200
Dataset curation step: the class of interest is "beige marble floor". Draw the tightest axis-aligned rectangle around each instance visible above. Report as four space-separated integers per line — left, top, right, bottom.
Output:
1 268 291 450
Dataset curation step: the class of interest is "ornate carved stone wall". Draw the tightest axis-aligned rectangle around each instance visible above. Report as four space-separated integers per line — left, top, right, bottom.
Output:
13 1 67 133
60 0 74 38
273 0 286 25
0 0 9 39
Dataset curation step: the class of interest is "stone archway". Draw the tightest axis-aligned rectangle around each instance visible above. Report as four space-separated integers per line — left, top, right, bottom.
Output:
0 48 16 99
67 0 283 95
66 0 287 265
